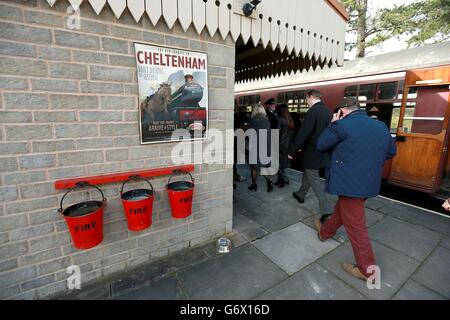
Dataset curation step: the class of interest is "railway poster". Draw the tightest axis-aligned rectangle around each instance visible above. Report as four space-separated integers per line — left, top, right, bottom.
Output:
135 43 208 144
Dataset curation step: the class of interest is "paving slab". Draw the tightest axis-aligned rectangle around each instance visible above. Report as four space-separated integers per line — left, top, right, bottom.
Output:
253 222 340 275
177 244 288 300
377 201 428 222
412 246 450 299
285 168 301 180
255 263 366 300
233 201 249 216
392 280 446 300
243 202 312 232
246 182 291 203
238 191 265 208
270 199 316 218
113 276 186 300
109 245 209 296
317 241 421 300
233 213 268 241
441 236 450 250
408 212 450 237
365 197 392 211
369 216 441 261
299 197 320 215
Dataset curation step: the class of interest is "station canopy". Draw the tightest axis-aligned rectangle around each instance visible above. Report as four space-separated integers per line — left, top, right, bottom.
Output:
44 0 348 83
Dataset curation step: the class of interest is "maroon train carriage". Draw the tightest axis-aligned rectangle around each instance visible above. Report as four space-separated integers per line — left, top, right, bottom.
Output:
235 42 450 197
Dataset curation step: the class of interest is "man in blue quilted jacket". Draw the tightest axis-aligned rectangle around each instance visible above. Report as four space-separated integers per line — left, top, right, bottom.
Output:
314 97 396 282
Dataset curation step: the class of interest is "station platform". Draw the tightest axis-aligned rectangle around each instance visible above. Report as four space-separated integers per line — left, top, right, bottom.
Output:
55 167 450 300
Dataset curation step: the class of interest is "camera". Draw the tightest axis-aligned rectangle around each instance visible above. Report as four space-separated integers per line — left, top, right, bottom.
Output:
242 0 262 17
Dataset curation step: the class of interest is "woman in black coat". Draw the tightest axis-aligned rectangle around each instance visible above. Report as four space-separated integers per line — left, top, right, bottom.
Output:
275 104 295 187
248 104 274 193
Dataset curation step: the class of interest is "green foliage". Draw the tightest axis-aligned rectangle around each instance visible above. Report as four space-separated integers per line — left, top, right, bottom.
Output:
370 0 450 47
339 0 450 56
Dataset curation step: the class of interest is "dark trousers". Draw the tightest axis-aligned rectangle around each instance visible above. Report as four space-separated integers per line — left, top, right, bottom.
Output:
320 196 376 278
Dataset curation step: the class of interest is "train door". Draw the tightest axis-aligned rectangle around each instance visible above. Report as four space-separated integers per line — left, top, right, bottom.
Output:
389 65 450 193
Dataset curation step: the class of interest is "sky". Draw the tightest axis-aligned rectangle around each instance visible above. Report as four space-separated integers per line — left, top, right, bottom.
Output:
344 0 418 60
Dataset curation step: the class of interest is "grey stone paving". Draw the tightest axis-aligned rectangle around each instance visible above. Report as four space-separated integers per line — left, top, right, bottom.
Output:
392 280 446 300
408 212 450 237
56 167 450 300
177 244 288 300
255 263 366 300
377 200 427 222
114 276 186 300
369 216 441 261
253 222 340 275
242 202 311 232
317 241 421 300
411 246 450 298
441 236 450 250
233 213 268 241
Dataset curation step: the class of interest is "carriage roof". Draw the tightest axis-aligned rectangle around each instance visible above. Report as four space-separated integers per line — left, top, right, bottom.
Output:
235 41 450 93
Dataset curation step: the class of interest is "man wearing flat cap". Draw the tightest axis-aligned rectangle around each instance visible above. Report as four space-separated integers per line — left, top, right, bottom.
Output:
314 97 397 282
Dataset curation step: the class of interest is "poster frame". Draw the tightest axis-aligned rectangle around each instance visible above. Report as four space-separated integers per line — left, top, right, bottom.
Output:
134 42 209 145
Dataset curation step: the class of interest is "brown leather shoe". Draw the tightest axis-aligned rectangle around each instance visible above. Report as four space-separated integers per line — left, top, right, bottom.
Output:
342 263 368 281
314 217 325 242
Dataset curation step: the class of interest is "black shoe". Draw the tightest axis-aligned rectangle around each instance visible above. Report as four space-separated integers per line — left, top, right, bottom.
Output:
274 178 283 186
292 192 305 203
248 184 257 192
267 181 274 193
320 214 332 224
278 179 290 188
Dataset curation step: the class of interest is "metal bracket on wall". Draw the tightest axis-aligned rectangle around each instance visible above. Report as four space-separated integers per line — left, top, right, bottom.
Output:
54 164 195 190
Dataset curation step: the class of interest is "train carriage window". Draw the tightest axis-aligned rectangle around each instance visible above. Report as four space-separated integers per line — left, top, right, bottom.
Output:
407 87 418 99
285 91 296 103
359 84 376 101
297 91 306 103
377 82 398 100
344 85 357 97
398 84 418 100
285 91 305 114
276 92 285 104
401 86 448 135
240 95 261 108
390 108 402 134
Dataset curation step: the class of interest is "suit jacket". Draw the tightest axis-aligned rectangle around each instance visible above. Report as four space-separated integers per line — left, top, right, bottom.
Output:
289 101 332 169
265 108 279 130
278 117 292 169
316 109 397 198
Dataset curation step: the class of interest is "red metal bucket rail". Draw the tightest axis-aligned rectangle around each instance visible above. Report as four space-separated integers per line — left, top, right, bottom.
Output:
54 165 195 190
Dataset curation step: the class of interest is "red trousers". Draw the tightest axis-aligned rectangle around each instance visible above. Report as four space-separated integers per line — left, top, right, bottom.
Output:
320 196 376 278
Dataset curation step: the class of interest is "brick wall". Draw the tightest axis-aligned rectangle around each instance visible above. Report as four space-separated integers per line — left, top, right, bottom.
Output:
0 0 235 299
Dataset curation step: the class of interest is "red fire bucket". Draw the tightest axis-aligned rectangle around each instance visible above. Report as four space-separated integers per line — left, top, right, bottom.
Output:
121 175 154 231
59 183 106 250
167 171 195 219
